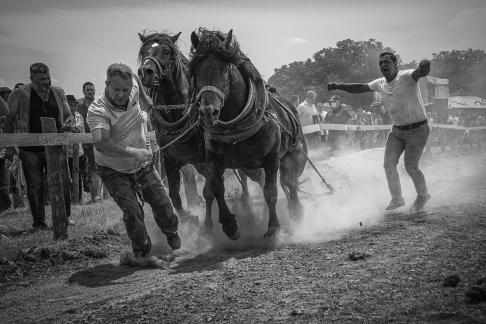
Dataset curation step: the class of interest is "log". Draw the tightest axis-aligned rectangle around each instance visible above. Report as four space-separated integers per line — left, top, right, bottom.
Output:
40 117 68 240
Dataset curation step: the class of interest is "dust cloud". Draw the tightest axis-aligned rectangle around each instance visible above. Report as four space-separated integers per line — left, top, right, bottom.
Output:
143 147 482 259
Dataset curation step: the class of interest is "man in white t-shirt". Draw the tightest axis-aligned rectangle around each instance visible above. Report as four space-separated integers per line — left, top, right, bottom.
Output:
296 90 318 126
328 52 431 212
87 63 180 261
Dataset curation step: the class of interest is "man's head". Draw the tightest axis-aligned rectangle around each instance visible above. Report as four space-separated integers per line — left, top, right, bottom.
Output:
290 95 299 107
305 90 316 105
30 63 51 93
329 95 342 110
14 82 24 89
82 82 95 101
66 94 78 112
379 52 398 81
105 63 133 107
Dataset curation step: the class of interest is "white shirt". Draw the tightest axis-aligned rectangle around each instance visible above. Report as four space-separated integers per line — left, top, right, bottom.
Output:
368 69 426 126
296 100 318 126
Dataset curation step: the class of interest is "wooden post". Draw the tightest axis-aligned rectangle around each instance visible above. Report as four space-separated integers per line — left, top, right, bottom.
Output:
72 144 80 203
40 117 68 240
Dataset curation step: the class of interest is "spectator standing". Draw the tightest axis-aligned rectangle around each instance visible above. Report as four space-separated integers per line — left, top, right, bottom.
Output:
77 82 103 203
323 95 352 156
0 96 11 211
5 63 73 229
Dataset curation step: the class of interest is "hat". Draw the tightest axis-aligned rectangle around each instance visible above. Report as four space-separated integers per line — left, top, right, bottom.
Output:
329 95 341 102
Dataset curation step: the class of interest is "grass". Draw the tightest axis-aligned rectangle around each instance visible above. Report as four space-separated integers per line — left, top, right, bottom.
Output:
0 196 125 260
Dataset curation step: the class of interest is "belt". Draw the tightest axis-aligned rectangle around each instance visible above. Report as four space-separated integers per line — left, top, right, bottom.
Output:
393 119 427 130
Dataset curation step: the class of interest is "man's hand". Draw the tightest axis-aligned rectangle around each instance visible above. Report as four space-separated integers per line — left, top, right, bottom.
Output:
412 59 431 81
327 83 338 91
129 147 152 163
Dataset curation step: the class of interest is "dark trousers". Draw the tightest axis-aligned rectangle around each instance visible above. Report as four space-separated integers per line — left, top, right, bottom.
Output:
0 158 11 211
97 163 178 256
68 156 84 202
19 149 71 226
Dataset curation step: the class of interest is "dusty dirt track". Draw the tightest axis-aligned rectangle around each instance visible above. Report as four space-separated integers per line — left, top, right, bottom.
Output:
1 149 486 323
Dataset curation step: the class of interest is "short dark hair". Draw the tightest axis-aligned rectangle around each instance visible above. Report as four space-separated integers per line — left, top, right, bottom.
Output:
82 82 94 90
14 82 24 89
66 94 77 104
30 62 49 74
379 52 397 64
106 63 132 82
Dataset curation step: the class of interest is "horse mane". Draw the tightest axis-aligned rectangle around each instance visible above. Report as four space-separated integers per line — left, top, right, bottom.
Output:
137 31 188 67
188 28 242 78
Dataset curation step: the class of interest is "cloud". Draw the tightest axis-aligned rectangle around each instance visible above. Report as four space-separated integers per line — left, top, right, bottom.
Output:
288 37 309 45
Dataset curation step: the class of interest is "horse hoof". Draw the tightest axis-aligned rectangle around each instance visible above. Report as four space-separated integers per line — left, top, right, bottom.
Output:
222 223 240 240
264 226 280 238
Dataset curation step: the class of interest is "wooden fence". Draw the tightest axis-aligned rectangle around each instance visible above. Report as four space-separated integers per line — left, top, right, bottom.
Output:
1 119 485 240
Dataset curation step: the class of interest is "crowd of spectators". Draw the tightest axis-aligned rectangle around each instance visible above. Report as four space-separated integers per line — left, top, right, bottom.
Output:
292 92 486 157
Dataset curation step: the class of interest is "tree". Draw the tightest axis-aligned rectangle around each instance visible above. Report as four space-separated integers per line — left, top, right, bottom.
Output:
431 49 486 98
269 38 402 108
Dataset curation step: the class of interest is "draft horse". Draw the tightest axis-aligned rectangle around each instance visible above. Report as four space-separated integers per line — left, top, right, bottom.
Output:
137 31 264 226
189 28 308 239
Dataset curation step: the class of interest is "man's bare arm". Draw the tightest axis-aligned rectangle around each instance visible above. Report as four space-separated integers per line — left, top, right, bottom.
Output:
91 128 151 163
412 59 431 81
328 83 372 93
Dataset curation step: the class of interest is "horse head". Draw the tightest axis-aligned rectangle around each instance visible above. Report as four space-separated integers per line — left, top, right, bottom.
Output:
137 31 182 90
190 29 243 127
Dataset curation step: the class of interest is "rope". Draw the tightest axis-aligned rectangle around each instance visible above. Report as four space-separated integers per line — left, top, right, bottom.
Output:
159 121 200 151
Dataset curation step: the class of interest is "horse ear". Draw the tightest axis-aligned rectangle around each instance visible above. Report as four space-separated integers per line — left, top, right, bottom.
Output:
171 32 182 43
223 29 233 49
138 33 147 43
190 31 200 49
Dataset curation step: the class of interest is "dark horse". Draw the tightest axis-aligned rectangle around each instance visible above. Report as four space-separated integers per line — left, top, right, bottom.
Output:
137 31 264 226
138 31 204 219
189 29 308 239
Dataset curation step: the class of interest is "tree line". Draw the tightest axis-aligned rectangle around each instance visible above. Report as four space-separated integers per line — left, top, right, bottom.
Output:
268 38 486 108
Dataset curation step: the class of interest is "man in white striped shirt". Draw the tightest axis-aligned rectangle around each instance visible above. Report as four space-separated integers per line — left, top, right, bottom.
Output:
327 52 431 212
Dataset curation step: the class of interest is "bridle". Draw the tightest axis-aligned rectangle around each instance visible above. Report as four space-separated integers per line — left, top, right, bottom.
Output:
140 44 175 104
194 65 232 109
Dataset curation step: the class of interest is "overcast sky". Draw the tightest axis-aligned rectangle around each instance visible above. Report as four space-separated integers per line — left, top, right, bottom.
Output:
1 0 485 97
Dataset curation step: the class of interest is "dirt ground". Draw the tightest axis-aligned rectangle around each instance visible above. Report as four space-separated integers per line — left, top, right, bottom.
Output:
1 149 486 323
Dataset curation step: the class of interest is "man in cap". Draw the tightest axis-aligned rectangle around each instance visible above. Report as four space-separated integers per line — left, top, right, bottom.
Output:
323 95 352 155
328 52 432 212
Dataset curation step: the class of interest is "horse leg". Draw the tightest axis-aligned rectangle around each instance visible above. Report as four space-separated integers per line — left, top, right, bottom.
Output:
193 163 214 231
237 169 250 201
164 158 183 212
208 154 240 240
280 154 304 221
181 164 201 207
263 155 280 238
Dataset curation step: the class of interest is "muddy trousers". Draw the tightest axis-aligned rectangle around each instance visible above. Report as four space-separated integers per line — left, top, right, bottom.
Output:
384 124 430 201
97 163 179 256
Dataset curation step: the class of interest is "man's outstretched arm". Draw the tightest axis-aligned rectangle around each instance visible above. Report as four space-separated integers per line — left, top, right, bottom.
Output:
327 83 372 94
412 59 431 81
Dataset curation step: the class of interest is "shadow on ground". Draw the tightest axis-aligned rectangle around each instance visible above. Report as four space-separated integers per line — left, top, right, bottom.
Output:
67 264 140 288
